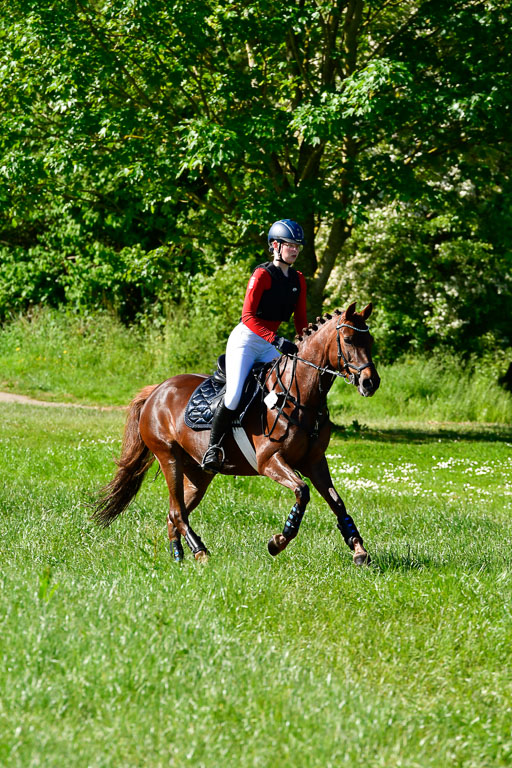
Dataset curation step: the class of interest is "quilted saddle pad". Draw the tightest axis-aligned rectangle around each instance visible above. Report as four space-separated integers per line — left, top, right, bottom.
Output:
184 356 266 431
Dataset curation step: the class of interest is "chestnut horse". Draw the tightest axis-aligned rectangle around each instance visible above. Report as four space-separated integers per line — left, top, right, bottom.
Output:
92 302 380 565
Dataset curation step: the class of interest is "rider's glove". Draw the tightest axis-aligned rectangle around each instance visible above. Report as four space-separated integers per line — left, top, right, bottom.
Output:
274 336 298 356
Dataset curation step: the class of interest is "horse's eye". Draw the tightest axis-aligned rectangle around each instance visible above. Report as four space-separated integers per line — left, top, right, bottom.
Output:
343 337 353 345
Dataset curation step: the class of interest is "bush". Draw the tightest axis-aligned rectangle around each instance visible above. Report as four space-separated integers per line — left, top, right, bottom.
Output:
326 204 512 362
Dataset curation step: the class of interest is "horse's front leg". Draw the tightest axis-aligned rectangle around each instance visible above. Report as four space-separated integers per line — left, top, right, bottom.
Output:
304 456 370 566
262 453 310 556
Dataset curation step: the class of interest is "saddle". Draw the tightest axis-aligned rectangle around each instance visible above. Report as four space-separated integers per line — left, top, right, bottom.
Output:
184 355 266 431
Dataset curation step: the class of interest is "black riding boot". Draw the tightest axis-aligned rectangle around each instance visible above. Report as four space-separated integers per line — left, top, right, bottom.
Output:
201 400 235 474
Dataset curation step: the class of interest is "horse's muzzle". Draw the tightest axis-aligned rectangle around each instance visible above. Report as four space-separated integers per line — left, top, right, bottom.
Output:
358 369 380 397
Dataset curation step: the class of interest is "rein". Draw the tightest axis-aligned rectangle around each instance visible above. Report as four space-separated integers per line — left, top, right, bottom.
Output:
261 355 302 439
260 320 373 439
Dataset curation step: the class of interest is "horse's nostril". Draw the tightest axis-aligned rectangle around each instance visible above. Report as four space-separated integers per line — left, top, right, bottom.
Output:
362 378 372 390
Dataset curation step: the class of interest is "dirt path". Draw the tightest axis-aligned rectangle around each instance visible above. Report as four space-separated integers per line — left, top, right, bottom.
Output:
0 391 125 411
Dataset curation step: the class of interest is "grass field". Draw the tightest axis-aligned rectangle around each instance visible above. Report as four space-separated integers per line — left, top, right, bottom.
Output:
1 395 511 767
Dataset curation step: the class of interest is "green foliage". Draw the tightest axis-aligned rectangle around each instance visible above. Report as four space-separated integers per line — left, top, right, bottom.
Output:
0 239 184 322
0 1 511 352
327 203 512 359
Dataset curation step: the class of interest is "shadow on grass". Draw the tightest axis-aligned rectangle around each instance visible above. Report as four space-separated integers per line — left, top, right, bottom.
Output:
369 546 437 572
369 541 510 573
331 420 512 445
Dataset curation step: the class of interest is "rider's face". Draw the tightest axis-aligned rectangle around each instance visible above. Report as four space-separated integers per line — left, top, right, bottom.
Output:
273 241 302 262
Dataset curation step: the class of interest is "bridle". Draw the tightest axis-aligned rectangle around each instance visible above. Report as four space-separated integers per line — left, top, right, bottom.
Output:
295 320 373 385
335 321 374 383
260 319 374 439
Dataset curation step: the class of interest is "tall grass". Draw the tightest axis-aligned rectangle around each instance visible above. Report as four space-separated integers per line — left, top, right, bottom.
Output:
0 307 224 405
331 353 512 425
0 308 511 422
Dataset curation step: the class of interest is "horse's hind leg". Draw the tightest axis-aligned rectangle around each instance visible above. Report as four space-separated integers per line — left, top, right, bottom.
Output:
159 445 213 562
167 516 184 562
180 468 214 561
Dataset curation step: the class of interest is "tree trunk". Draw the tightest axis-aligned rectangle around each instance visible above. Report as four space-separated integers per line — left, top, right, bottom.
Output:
305 0 363 318
310 217 352 317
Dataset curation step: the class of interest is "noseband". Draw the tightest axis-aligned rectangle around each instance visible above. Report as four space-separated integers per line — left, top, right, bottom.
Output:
335 322 373 384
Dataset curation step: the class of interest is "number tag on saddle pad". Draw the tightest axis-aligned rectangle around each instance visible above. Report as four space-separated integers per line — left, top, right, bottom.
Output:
264 390 279 409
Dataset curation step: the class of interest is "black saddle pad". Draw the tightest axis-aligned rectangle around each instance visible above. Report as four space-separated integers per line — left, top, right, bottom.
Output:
184 356 266 430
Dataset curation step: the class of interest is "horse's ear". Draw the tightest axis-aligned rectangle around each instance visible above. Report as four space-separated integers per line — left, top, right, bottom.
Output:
361 302 373 320
345 301 357 318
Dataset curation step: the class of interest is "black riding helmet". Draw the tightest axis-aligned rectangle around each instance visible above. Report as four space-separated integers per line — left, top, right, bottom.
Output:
267 219 306 252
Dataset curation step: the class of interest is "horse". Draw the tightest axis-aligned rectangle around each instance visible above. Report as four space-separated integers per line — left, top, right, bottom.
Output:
92 302 380 566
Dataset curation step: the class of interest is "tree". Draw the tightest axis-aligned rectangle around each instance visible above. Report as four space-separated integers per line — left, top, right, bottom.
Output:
1 0 511 340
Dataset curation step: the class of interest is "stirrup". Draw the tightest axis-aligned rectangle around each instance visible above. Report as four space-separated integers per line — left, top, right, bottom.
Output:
201 444 225 474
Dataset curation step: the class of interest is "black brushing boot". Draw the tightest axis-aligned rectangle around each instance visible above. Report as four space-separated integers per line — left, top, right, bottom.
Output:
201 400 235 474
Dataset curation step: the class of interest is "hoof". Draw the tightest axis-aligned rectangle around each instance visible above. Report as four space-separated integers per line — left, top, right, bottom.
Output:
353 552 371 566
352 537 370 566
267 534 288 557
268 537 280 557
194 550 210 563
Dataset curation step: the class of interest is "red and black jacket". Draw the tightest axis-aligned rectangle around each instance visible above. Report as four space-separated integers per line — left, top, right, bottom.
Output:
241 262 308 344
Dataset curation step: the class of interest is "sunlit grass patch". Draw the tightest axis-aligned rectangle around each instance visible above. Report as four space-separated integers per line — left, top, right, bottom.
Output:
326 451 512 509
330 352 512 425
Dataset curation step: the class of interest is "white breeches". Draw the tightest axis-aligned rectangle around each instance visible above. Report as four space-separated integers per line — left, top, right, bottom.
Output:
224 323 279 411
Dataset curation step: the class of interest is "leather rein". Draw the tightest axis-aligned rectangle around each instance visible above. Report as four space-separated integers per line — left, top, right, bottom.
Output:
260 320 373 439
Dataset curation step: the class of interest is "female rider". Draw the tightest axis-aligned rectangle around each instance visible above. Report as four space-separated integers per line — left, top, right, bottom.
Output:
201 219 308 473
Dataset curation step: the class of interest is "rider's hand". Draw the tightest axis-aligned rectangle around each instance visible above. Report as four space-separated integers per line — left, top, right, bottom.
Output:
274 336 298 356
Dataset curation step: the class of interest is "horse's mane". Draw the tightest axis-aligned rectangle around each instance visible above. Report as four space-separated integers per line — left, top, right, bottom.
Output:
296 310 340 341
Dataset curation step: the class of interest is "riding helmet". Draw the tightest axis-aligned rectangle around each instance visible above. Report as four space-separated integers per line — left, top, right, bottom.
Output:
267 219 306 251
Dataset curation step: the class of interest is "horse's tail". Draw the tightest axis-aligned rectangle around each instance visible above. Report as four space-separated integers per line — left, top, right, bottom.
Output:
91 385 158 527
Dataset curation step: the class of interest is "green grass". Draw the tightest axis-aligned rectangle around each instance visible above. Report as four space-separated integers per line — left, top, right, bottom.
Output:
1 403 511 767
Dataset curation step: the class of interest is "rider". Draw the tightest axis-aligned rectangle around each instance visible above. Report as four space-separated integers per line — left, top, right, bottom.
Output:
201 219 308 473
